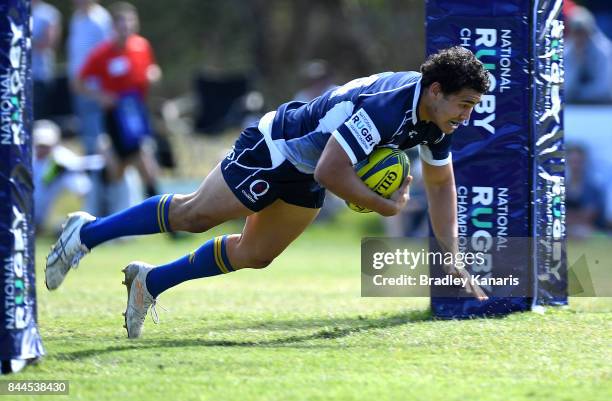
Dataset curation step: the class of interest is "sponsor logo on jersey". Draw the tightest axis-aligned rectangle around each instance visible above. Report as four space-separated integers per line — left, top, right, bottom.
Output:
345 108 380 154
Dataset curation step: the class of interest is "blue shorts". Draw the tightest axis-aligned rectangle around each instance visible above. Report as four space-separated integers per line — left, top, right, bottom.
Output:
221 126 325 212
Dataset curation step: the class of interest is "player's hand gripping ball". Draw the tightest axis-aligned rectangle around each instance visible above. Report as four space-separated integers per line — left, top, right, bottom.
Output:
346 147 410 213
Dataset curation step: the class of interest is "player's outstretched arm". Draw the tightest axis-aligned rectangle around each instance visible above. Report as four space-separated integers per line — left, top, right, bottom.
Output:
314 137 411 216
422 160 488 301
421 160 458 242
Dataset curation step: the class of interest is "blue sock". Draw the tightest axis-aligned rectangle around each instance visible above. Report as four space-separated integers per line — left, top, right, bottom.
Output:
80 194 174 250
145 235 235 297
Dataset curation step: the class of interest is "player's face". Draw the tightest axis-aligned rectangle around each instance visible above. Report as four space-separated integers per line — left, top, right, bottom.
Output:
431 87 482 134
114 11 139 39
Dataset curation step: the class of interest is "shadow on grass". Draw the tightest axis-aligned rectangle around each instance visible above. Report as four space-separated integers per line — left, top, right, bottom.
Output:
51 309 431 361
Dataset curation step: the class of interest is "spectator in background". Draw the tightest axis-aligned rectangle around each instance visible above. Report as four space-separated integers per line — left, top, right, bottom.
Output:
75 2 162 198
562 0 578 19
33 120 104 233
565 6 612 104
32 0 61 120
566 144 606 238
293 60 337 102
581 0 612 40
67 0 113 155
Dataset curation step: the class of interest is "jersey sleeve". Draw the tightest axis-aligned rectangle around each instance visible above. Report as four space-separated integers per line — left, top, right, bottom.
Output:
418 134 452 166
330 92 403 165
331 107 382 165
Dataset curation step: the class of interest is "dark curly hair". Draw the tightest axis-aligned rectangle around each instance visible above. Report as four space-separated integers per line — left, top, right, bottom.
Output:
420 46 490 94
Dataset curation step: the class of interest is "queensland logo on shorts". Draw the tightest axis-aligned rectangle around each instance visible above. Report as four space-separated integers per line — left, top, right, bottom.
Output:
346 108 381 154
226 149 236 161
241 179 270 203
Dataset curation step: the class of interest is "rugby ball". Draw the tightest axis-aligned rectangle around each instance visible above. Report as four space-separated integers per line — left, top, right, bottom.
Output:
347 147 410 213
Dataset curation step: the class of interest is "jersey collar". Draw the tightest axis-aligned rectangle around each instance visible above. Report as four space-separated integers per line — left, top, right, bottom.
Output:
411 78 422 125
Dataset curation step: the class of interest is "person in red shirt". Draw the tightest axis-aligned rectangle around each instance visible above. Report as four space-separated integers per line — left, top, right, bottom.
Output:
76 1 161 198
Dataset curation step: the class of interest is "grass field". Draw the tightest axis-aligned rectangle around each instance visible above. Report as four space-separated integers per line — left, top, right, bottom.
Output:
14 213 612 401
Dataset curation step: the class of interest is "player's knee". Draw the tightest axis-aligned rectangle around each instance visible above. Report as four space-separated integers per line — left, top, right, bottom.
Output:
227 235 276 270
169 194 214 233
184 211 215 233
245 257 274 270
231 249 275 270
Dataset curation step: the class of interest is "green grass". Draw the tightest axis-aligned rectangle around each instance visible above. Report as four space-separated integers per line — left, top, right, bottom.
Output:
13 216 612 401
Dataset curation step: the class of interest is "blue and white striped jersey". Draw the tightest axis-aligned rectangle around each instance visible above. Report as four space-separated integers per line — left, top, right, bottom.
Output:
258 71 452 174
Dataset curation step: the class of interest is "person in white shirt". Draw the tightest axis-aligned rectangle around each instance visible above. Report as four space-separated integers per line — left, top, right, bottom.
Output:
33 120 104 232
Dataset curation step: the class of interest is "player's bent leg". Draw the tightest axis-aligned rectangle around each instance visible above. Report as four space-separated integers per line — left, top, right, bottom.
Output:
144 199 319 296
80 163 251 249
226 199 321 270
122 200 318 338
46 163 252 291
169 164 253 233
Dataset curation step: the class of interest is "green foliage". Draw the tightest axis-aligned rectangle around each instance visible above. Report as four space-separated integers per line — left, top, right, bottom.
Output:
49 0 426 102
